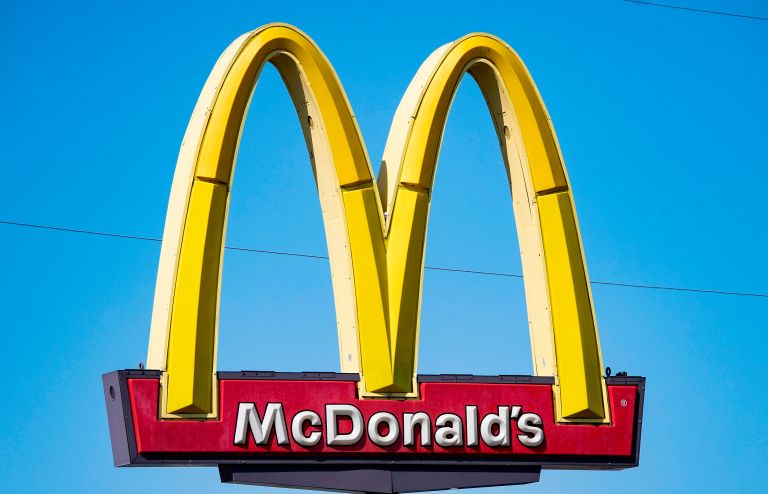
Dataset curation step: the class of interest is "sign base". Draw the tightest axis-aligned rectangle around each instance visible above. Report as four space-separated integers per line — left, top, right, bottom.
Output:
219 463 540 493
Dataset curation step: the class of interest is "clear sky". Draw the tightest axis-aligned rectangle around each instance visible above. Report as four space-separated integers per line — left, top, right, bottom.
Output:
1 0 767 492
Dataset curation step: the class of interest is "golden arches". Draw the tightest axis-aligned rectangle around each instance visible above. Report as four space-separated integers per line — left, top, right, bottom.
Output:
147 24 608 422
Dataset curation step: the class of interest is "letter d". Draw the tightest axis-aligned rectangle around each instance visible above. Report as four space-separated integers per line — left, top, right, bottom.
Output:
480 406 511 447
326 404 363 446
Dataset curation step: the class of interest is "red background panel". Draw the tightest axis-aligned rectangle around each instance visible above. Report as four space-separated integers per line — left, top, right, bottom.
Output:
129 378 638 459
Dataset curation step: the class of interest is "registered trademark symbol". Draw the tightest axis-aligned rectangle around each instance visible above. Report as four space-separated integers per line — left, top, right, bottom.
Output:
620 399 628 407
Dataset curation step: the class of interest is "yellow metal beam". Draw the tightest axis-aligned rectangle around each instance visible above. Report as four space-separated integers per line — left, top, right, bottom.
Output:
148 24 376 416
148 24 608 421
165 180 227 414
378 34 606 418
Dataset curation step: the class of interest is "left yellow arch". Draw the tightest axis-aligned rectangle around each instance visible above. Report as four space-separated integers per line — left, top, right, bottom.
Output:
147 24 608 423
147 24 375 416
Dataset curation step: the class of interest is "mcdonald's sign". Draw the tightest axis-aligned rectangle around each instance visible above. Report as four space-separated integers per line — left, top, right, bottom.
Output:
103 24 644 492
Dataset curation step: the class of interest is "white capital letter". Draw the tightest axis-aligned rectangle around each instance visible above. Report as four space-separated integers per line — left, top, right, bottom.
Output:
326 404 363 446
234 402 289 446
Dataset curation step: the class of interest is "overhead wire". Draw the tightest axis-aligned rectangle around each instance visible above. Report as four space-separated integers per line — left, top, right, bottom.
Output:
624 0 768 22
2 219 766 299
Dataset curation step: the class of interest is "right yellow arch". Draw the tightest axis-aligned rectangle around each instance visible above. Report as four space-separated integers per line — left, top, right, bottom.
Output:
147 25 608 423
379 34 606 421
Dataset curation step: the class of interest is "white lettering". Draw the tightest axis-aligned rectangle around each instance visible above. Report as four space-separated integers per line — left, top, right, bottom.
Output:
368 412 399 446
465 406 479 447
232 402 544 449
435 413 463 447
291 410 322 447
403 412 432 447
517 412 544 447
480 406 510 447
326 404 363 446
234 402 289 446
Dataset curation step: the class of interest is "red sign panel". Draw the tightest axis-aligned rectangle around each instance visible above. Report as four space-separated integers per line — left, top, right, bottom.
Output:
104 371 643 468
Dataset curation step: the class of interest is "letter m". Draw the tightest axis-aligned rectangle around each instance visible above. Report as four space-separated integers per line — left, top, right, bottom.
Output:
233 402 289 445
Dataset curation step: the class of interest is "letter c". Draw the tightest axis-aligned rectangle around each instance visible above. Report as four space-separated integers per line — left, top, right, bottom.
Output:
291 410 322 447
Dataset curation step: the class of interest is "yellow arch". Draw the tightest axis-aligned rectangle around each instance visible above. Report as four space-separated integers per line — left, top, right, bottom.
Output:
147 24 608 422
147 24 375 416
377 35 606 420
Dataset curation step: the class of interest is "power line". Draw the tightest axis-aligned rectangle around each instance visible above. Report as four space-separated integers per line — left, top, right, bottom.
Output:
624 0 768 21
1 218 766 299
0 220 163 243
588 279 765 298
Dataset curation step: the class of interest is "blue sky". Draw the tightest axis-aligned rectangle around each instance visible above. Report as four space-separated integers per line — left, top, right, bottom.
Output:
1 0 767 492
